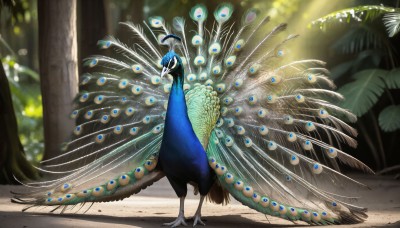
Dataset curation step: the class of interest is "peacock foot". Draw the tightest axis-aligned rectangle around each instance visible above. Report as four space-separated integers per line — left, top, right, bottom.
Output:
163 213 188 227
192 213 206 227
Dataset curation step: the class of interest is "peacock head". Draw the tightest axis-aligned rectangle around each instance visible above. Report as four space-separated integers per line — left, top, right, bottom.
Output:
160 34 183 78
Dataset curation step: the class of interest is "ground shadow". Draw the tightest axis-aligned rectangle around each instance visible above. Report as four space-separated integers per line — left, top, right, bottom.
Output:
0 210 308 227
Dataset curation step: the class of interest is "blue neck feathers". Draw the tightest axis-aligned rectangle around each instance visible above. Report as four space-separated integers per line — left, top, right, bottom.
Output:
164 65 190 133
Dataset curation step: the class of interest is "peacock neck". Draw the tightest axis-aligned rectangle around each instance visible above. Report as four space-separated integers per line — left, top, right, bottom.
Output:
164 67 193 137
171 67 184 91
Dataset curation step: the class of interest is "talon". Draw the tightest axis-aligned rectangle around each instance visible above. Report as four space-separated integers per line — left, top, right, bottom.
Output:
163 214 187 227
193 214 206 227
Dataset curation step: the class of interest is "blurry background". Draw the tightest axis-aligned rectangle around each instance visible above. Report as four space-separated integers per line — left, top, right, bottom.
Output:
0 0 399 183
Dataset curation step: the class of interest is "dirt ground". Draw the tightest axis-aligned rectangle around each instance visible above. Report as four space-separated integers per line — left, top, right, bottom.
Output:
0 174 399 228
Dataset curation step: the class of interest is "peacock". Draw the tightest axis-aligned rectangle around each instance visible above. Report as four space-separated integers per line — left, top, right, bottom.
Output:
12 3 374 226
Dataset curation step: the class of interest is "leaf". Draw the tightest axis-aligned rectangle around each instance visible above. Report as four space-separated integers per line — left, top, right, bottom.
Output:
332 26 388 54
338 69 388 116
379 105 400 132
330 49 384 80
330 60 354 80
384 68 400 89
310 5 398 31
383 12 400 37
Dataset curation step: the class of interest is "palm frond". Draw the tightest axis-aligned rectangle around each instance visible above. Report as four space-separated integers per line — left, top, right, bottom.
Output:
379 105 400 132
310 5 397 31
383 12 400 37
384 68 400 89
338 69 388 117
330 49 384 79
332 25 389 54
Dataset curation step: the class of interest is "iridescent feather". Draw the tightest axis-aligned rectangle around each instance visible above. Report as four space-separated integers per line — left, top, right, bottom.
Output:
12 2 372 226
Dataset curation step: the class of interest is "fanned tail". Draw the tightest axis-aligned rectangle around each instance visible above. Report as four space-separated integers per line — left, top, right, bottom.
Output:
11 17 178 211
180 3 373 225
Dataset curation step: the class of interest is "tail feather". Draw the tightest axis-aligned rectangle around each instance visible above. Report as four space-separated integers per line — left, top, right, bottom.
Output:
207 181 230 205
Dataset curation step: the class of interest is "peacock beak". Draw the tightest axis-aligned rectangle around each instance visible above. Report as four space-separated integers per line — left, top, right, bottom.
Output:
160 67 170 78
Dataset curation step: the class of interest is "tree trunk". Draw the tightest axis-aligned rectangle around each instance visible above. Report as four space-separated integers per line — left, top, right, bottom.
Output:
0 62 38 184
38 0 78 161
78 0 107 76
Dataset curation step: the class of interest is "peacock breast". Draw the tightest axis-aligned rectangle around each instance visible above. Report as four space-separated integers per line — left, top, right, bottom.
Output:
186 85 220 149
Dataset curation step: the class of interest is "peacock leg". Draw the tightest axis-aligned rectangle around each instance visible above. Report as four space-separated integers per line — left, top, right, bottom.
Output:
163 196 187 227
192 195 206 227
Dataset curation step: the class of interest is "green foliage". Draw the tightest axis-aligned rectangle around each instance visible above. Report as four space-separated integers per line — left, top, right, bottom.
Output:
1 55 43 163
384 68 400 89
330 49 384 80
379 105 400 132
331 25 391 54
383 12 400 37
338 69 387 117
310 5 398 31
316 4 400 170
